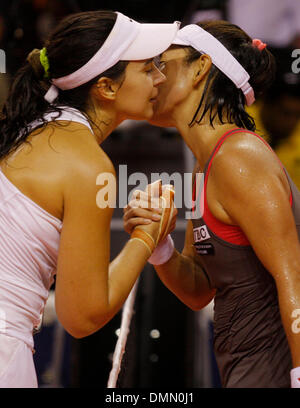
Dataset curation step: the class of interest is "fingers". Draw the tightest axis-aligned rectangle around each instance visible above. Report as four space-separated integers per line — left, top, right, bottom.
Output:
145 179 162 199
124 183 176 239
166 202 177 235
123 191 163 235
173 203 178 217
131 190 161 210
156 185 176 243
168 218 177 234
130 187 174 211
161 185 175 208
123 206 161 223
126 199 161 214
124 217 152 235
161 184 174 193
130 182 175 210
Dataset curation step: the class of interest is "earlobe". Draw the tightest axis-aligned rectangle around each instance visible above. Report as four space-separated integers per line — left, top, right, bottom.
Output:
93 77 118 101
193 54 212 87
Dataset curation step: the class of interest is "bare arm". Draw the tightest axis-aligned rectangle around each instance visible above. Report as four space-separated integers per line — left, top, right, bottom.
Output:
154 219 216 310
123 167 216 310
54 130 160 338
152 162 216 310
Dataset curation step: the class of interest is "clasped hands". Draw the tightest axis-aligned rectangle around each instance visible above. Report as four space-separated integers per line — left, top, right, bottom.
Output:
123 180 178 256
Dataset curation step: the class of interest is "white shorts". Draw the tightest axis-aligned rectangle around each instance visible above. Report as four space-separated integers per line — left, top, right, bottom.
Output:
0 334 37 388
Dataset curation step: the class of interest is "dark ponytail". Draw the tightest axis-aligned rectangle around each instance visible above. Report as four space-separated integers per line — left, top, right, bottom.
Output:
0 10 129 160
185 20 276 130
0 53 51 159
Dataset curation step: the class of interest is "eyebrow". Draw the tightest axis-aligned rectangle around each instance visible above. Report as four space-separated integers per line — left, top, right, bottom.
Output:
143 58 153 66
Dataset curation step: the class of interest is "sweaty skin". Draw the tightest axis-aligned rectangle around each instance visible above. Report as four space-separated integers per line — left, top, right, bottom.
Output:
124 46 300 370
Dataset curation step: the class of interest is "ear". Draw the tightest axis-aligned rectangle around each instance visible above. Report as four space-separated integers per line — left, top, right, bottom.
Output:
193 54 212 87
92 77 119 101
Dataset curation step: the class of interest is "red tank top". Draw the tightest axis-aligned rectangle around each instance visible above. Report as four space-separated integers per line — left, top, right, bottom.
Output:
192 128 293 246
191 128 296 388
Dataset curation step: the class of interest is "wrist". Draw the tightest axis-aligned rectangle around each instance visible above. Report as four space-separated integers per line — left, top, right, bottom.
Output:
148 234 175 265
291 366 300 388
130 228 155 256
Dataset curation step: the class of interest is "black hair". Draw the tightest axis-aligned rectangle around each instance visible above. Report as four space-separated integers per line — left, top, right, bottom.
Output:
0 10 129 160
184 20 276 130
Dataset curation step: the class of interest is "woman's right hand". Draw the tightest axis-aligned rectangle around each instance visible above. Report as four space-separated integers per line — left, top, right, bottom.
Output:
124 181 177 247
123 186 162 235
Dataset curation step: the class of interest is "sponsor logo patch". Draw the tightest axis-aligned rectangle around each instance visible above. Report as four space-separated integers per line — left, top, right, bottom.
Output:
193 225 211 242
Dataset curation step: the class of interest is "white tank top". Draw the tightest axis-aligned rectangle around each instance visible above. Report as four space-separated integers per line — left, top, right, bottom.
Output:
0 106 93 349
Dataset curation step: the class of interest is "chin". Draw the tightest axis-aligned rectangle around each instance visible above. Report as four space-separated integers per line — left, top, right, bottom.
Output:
148 113 174 128
127 106 154 122
148 105 174 127
147 119 168 127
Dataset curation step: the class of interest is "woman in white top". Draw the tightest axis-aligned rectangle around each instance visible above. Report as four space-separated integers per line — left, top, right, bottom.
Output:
0 10 178 387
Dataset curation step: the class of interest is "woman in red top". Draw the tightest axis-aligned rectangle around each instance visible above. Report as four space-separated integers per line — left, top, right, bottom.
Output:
124 20 300 388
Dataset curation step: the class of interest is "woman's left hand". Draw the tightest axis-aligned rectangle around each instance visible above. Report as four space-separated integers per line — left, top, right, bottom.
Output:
123 182 177 237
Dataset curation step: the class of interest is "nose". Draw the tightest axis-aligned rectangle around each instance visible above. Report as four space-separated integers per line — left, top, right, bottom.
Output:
153 65 166 86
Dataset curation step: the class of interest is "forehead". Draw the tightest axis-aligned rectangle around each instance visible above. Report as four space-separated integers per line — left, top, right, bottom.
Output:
161 47 188 61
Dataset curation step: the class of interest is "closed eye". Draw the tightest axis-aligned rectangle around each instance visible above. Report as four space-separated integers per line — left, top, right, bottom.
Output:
159 61 166 71
153 56 166 72
144 61 155 74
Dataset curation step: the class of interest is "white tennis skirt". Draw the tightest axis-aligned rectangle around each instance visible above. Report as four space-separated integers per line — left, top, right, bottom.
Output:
0 333 37 388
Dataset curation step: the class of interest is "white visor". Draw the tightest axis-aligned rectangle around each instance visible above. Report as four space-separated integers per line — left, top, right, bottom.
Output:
44 12 180 103
172 25 255 106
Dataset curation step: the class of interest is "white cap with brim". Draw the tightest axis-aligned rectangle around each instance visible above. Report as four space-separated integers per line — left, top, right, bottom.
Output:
44 12 180 103
172 24 255 106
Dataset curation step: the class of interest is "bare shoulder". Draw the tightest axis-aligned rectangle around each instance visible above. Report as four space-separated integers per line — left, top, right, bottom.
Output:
33 121 116 210
0 120 115 222
210 130 290 202
41 121 115 173
211 130 283 180
47 122 113 167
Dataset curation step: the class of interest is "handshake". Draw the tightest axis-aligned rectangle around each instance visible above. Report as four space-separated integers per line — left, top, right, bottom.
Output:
123 180 178 264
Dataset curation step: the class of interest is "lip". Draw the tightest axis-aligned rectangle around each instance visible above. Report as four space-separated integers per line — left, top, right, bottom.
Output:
149 91 158 103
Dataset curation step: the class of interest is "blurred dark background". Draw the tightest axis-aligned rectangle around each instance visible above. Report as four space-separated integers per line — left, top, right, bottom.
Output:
1 0 300 388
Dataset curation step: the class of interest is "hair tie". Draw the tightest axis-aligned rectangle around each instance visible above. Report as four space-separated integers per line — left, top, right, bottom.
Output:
39 47 50 79
27 48 44 78
252 38 267 51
